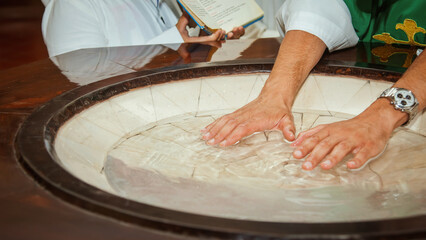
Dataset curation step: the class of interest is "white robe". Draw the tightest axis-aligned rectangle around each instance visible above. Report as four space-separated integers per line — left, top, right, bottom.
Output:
42 0 183 57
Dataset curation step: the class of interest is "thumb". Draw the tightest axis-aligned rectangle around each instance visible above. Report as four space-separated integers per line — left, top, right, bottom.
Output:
275 114 296 142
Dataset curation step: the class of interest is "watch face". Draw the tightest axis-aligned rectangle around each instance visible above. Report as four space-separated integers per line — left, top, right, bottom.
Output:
394 89 415 109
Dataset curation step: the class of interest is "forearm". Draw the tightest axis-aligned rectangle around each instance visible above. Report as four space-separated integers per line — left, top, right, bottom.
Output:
357 51 426 132
393 51 426 110
261 30 327 108
202 30 327 144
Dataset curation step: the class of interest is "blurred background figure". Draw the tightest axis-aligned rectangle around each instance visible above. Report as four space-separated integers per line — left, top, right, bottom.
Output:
41 0 283 57
41 0 187 57
0 0 284 70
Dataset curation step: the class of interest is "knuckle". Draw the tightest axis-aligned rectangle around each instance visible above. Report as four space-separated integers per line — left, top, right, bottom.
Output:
215 131 228 140
230 131 245 141
226 118 238 126
310 135 321 143
338 141 350 150
235 124 249 133
209 125 220 134
327 155 338 163
307 154 320 164
319 139 332 148
364 141 376 150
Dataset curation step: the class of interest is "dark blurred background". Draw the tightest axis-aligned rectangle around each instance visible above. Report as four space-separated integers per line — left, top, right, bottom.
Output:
0 0 48 71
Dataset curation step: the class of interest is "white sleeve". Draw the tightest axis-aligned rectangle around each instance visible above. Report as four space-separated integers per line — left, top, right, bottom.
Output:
276 0 359 52
42 0 107 57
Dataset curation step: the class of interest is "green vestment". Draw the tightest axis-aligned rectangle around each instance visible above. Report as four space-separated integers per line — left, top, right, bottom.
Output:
344 0 426 46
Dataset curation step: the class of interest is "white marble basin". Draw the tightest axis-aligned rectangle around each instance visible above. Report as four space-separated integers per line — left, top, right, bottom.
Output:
54 73 426 223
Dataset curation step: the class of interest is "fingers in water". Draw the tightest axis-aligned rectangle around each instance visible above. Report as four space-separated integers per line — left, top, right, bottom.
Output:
201 119 217 134
293 129 328 159
201 122 217 140
202 115 241 145
347 148 370 169
294 135 321 159
320 141 354 170
347 144 387 171
291 125 325 147
301 137 338 170
219 123 261 147
202 118 225 141
207 119 240 145
201 112 266 147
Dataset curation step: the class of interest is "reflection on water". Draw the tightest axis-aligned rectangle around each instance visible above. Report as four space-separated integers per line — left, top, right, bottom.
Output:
104 111 426 222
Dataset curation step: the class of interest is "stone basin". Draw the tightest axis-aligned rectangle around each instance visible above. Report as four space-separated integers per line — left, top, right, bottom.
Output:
17 63 426 238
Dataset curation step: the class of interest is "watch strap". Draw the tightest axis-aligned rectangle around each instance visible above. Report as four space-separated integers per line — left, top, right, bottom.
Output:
379 87 419 126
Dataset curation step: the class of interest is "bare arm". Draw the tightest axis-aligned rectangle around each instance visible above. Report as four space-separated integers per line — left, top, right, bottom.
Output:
202 30 326 146
263 30 327 110
293 51 426 170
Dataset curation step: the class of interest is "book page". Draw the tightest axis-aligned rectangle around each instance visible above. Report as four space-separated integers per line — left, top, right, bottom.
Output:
180 0 221 30
199 0 264 32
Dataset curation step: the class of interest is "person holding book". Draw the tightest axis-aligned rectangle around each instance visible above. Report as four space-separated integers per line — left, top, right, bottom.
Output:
41 0 244 57
202 0 426 171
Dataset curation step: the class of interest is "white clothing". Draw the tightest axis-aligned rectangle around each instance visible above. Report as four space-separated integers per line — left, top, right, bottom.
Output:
276 0 359 52
42 0 184 57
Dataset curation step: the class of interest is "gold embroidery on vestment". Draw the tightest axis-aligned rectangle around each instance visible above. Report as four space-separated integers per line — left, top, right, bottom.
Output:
371 19 425 68
373 19 426 47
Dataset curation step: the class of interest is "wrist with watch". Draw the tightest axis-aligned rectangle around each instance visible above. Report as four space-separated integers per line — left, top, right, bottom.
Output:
379 87 419 126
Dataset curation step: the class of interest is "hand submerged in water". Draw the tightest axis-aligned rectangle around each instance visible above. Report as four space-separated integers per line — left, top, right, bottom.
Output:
202 97 402 171
201 93 296 147
291 118 389 171
291 98 408 171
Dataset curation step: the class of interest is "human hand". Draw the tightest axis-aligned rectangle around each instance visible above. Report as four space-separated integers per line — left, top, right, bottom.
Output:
176 13 226 43
201 94 296 147
291 115 392 171
226 26 245 39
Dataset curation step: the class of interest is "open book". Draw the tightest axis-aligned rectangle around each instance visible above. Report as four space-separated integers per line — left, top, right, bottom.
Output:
177 0 264 34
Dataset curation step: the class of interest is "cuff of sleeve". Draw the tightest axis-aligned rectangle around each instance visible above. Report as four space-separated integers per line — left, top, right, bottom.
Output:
285 11 358 52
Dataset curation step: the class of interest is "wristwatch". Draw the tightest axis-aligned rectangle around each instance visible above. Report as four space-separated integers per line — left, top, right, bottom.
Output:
379 87 419 125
